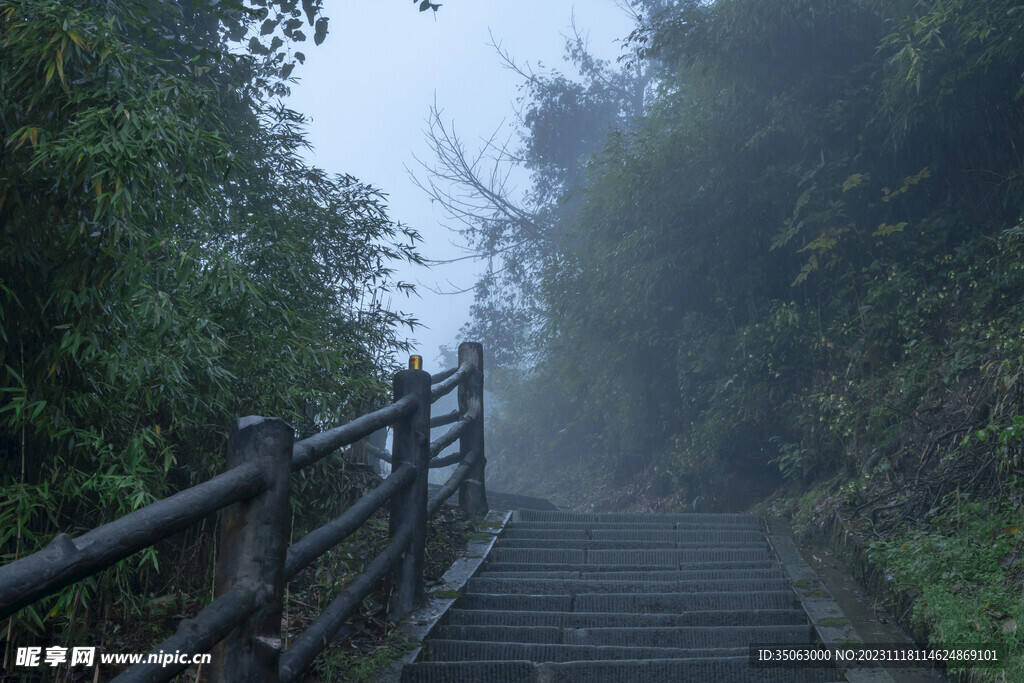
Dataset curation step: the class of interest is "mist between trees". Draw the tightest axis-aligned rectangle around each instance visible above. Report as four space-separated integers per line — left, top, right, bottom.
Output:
422 4 1024 672
418 0 1024 510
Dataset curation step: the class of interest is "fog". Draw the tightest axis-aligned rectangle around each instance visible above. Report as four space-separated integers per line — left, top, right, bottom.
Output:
286 1 634 372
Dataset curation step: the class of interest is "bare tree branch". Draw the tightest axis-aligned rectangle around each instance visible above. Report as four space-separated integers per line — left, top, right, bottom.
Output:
407 99 552 261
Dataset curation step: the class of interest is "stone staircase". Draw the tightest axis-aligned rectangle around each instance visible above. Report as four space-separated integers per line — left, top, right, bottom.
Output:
401 510 839 682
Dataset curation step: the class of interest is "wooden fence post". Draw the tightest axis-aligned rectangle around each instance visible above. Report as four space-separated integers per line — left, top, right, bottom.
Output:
457 342 488 516
389 366 431 619
211 417 293 683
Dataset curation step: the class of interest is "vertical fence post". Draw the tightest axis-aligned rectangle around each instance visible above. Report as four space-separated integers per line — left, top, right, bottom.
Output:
458 342 488 516
389 365 431 619
211 417 293 683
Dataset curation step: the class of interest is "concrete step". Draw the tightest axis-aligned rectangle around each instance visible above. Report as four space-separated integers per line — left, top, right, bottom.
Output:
479 568 787 581
493 538 767 550
481 560 779 573
515 510 760 525
426 639 749 662
592 528 765 542
458 590 799 613
444 608 810 629
509 521 677 531
500 528 766 543
434 624 815 648
401 659 837 683
487 547 773 565
465 577 794 595
402 511 844 683
506 521 763 533
499 528 591 540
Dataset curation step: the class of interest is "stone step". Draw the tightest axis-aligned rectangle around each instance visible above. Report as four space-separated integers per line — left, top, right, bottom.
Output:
465 577 794 595
478 568 787 581
404 511 840 683
500 528 766 543
487 547 773 565
481 560 779 573
444 608 810 629
499 528 591 540
508 520 762 531
509 521 676 531
426 640 749 662
515 510 760 525
458 590 799 613
401 659 837 683
591 528 766 543
493 538 767 550
433 624 815 648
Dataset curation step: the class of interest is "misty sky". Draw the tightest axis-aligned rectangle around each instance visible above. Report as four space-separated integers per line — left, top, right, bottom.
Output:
286 1 635 371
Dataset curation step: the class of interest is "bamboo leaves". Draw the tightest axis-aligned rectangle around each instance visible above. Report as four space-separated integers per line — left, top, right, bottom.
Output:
1 0 421 643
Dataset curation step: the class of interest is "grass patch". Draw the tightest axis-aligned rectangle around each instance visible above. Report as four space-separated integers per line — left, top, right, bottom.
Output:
868 498 1023 681
313 630 414 682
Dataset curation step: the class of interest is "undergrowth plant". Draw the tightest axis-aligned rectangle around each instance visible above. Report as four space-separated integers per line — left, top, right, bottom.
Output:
868 499 1023 681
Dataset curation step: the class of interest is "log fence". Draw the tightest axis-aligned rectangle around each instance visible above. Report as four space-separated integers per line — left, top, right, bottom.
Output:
0 342 487 682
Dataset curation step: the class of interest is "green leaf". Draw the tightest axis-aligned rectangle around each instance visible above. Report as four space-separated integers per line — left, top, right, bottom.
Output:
873 221 907 237
842 173 866 192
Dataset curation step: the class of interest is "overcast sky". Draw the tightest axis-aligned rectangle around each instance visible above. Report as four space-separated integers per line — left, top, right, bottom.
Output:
286 1 635 371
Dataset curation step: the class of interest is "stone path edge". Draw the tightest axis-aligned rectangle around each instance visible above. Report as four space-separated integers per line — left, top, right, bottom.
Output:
764 515 895 683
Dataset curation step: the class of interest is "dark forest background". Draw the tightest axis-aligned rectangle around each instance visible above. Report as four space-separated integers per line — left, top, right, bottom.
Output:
428 2 1024 671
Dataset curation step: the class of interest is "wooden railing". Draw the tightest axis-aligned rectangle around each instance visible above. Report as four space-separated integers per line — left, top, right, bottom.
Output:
0 342 487 682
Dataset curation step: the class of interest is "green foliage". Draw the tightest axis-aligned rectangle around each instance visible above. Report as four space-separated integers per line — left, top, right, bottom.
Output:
436 0 1024 660
314 630 414 682
465 0 1024 513
1 0 421 645
869 499 1024 680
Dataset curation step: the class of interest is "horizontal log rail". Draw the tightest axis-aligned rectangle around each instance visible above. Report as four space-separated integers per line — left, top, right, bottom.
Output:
0 341 487 683
427 449 481 517
291 394 417 472
430 361 471 402
429 408 460 428
429 366 458 384
0 460 267 619
365 439 394 463
429 450 465 469
429 406 479 459
284 463 416 579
